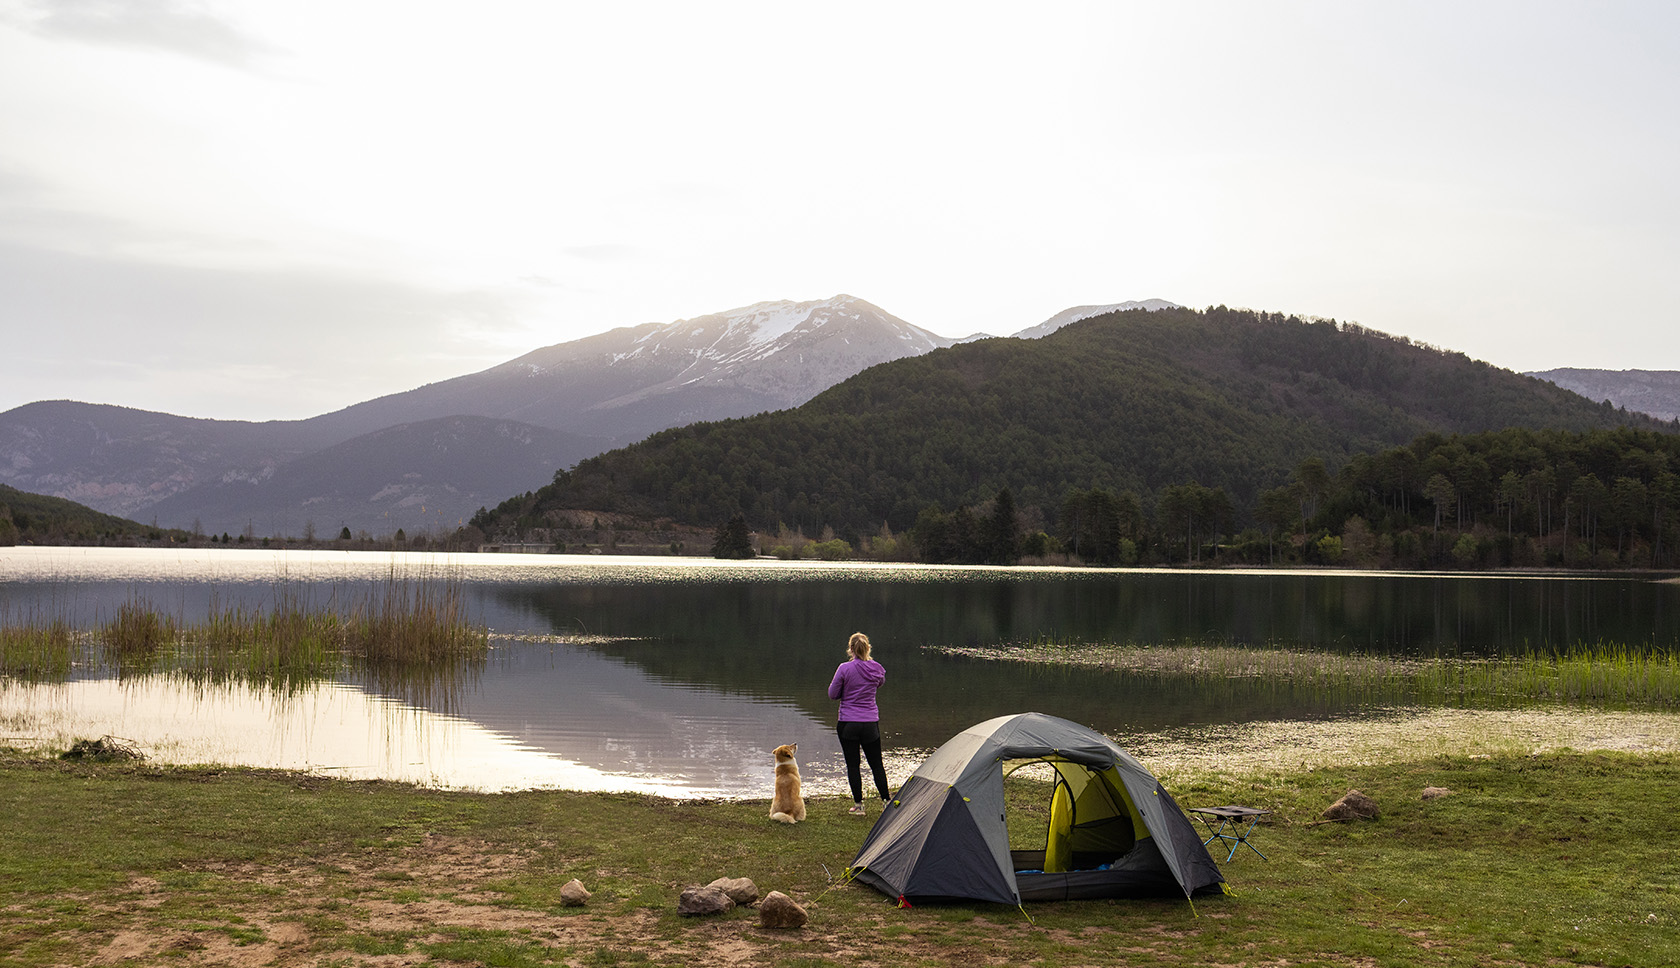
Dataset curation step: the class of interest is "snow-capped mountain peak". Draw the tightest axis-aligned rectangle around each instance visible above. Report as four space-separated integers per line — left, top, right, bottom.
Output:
489 295 954 431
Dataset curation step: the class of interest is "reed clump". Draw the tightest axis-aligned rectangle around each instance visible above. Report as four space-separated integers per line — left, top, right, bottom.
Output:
341 571 489 711
178 589 345 689
0 606 76 682
0 571 488 702
99 600 177 673
343 571 489 667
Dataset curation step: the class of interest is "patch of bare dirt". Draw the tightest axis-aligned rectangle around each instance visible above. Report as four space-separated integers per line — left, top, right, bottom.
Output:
67 835 883 968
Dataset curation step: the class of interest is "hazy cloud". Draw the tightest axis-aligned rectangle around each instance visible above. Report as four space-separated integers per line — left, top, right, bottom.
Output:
562 244 643 263
0 240 522 420
3 1 1679 424
4 0 276 69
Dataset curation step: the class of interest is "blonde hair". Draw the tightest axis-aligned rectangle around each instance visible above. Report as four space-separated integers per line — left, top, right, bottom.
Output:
848 632 872 661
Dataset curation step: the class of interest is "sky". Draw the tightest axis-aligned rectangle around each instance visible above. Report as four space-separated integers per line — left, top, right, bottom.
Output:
2 1 1678 422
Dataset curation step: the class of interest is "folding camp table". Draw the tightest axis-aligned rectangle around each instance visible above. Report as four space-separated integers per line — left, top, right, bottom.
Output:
1190 805 1270 861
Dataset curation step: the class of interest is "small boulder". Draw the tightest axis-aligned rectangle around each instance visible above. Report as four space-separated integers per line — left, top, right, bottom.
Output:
707 876 759 906
1322 789 1380 821
1421 786 1453 801
559 879 591 907
677 885 735 917
758 891 808 929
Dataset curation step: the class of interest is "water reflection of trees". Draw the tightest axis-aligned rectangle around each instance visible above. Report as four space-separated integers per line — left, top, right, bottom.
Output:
487 571 1679 658
481 571 1679 744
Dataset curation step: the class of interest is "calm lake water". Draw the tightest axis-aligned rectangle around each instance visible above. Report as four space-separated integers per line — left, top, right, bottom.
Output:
3 547 1677 797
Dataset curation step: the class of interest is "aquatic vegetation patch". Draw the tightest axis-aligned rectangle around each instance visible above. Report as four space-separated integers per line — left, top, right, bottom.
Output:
936 637 1680 709
101 600 177 672
0 605 75 682
178 590 344 690
0 570 490 704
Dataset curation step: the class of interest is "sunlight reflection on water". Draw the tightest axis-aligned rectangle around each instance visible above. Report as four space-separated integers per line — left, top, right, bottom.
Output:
2 678 712 795
0 676 929 799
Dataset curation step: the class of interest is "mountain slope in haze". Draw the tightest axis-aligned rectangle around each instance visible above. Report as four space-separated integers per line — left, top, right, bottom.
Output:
0 295 954 534
138 416 603 538
1528 368 1680 422
0 401 343 521
475 306 1663 539
1010 298 1182 339
306 294 955 444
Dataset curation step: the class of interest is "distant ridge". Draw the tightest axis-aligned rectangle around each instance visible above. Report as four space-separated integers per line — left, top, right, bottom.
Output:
1010 299 1182 340
1527 368 1680 423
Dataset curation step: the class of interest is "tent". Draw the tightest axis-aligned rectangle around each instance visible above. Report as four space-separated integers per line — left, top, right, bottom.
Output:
846 712 1226 906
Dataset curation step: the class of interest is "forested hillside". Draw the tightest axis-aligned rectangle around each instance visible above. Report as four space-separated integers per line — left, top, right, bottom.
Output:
0 484 178 546
1272 426 1680 569
472 306 1668 560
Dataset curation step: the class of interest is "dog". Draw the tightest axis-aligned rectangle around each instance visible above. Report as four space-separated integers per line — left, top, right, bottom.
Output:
768 743 806 824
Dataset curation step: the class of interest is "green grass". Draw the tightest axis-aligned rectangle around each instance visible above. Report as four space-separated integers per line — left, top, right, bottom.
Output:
1 746 1676 967
942 637 1680 709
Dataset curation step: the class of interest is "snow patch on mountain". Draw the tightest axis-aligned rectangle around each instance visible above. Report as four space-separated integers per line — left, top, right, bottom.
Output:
572 294 954 415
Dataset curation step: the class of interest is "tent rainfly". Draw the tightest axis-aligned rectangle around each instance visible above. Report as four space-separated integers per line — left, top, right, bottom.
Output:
846 712 1226 906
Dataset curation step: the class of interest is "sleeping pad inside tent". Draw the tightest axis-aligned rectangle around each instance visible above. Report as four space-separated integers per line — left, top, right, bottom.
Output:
846 712 1225 905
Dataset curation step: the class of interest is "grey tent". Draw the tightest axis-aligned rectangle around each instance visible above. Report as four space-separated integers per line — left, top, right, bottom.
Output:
847 712 1225 906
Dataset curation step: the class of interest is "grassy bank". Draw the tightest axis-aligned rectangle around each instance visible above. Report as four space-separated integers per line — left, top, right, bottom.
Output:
938 639 1680 709
1 746 1675 967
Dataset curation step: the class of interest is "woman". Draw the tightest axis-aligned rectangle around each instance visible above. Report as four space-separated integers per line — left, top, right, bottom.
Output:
828 631 892 816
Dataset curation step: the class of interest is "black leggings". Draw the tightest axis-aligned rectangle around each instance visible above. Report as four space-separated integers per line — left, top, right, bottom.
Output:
837 720 891 803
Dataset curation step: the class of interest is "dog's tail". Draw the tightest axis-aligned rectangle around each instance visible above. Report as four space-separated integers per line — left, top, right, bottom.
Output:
769 811 797 824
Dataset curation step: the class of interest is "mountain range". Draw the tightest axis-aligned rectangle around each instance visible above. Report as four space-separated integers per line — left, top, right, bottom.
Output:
1 295 1178 536
472 305 1667 541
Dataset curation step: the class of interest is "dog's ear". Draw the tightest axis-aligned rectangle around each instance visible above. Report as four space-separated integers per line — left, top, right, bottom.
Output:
790 743 797 753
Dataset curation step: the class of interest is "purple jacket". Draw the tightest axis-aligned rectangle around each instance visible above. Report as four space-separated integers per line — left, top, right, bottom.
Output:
828 658 886 722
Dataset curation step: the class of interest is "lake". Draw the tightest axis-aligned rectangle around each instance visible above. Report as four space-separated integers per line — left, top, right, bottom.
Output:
3 547 1677 798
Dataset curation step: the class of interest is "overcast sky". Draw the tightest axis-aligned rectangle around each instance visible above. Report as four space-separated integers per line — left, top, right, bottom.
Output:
3 1 1677 421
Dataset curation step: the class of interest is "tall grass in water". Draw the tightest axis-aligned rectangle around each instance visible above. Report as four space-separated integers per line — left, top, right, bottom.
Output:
99 600 177 675
1 570 488 708
177 589 344 691
1416 641 1680 708
343 570 488 665
0 605 76 682
343 570 489 711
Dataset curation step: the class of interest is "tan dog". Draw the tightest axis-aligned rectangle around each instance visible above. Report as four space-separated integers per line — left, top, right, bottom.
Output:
768 743 806 824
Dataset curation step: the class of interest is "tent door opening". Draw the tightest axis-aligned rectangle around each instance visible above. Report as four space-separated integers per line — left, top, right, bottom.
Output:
1004 756 1148 876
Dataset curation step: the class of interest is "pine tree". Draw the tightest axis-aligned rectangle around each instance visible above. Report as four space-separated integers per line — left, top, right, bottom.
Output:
711 514 755 559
